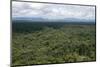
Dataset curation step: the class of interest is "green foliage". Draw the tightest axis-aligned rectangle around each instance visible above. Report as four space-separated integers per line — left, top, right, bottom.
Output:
12 23 96 66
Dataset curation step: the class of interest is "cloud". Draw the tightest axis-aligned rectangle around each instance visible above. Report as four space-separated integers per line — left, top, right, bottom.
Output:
12 1 95 22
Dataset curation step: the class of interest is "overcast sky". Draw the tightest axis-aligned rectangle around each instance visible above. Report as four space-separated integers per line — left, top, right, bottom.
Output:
12 1 95 22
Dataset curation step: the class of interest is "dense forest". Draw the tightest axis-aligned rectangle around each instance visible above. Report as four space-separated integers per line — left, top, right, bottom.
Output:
12 22 96 66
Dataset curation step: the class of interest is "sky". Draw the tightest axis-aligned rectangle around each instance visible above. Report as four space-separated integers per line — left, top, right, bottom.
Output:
12 1 95 22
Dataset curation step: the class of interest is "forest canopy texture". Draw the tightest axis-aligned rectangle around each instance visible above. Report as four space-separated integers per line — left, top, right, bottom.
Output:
12 22 96 66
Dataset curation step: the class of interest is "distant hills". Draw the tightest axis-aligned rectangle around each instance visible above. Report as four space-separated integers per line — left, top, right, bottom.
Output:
12 17 95 23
